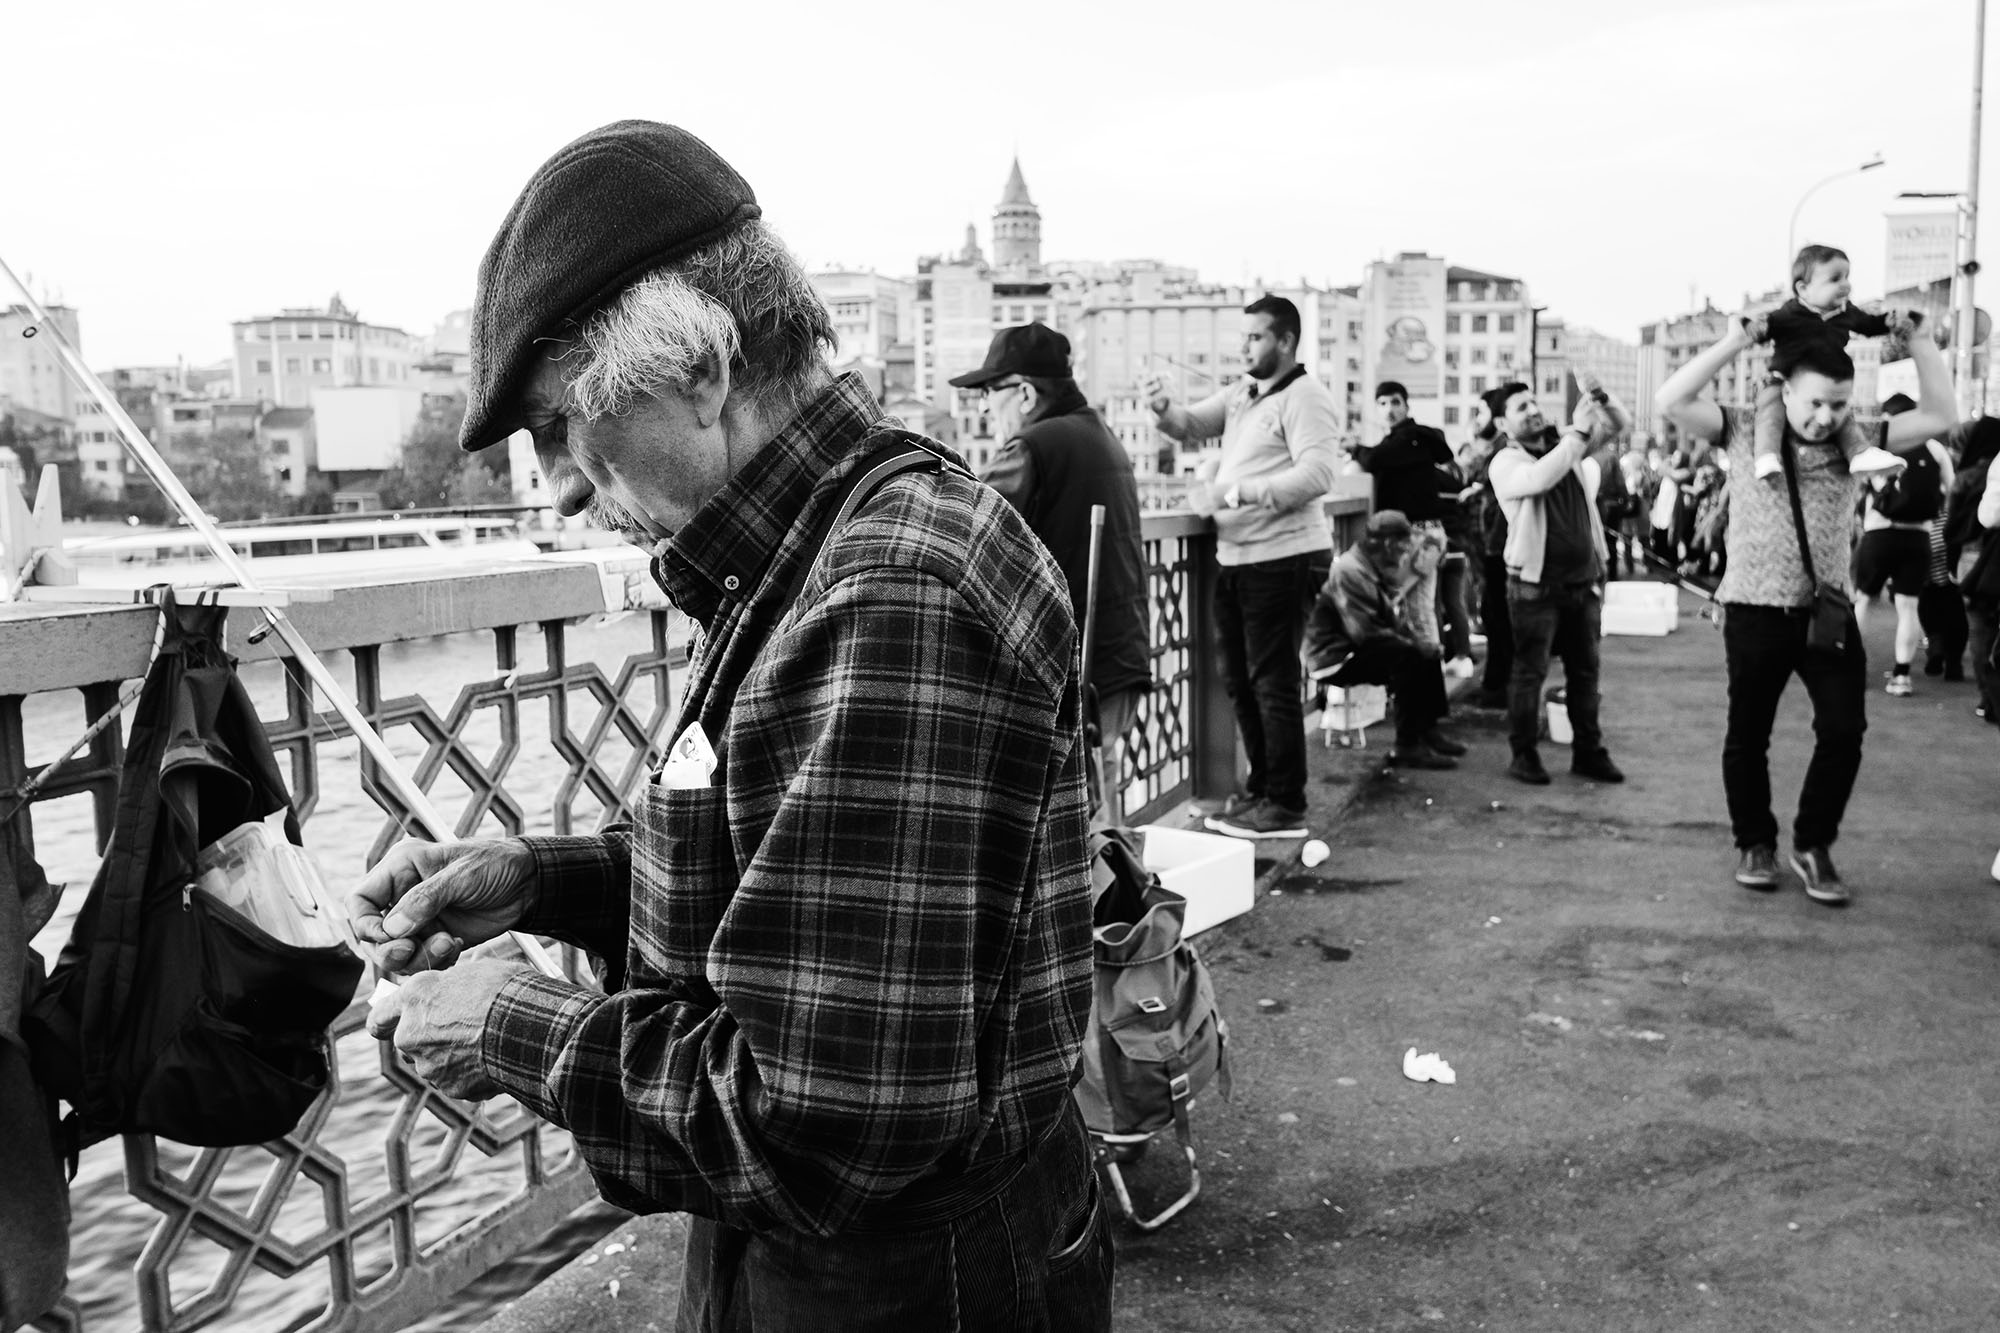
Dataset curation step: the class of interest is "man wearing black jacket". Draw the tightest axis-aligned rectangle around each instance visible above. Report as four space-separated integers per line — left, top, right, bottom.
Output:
955 325 1151 805
1360 382 1459 654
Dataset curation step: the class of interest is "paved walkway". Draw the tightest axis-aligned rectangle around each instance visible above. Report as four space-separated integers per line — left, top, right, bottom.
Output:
1116 591 2000 1331
481 589 2000 1331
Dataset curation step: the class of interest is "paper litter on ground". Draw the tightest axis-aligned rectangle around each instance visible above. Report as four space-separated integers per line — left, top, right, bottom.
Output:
1403 1047 1456 1084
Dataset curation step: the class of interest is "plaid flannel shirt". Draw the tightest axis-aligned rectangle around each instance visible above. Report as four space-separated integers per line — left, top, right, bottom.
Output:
480 374 1093 1238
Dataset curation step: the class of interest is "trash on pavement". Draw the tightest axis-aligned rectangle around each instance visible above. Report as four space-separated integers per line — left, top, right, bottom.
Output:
1403 1047 1456 1084
1302 838 1331 867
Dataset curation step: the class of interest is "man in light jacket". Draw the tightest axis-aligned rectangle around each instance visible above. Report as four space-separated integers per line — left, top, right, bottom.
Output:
1143 294 1339 839
1488 383 1628 786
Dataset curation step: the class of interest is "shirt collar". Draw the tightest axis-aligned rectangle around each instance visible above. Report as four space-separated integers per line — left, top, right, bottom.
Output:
654 372 887 626
1246 364 1308 400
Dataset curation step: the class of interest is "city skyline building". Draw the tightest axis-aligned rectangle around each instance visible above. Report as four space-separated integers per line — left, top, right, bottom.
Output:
1 302 82 425
231 295 419 408
1357 256 1552 442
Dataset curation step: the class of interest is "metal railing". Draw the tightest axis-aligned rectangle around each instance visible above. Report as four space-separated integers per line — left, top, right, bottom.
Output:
6 497 1365 1333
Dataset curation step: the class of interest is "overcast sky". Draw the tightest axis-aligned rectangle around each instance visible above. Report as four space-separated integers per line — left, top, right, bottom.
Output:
6 0 1990 369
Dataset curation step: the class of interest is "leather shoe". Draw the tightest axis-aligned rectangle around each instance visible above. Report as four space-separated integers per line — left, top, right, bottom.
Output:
1571 749 1625 783
1508 750 1551 784
1421 729 1468 757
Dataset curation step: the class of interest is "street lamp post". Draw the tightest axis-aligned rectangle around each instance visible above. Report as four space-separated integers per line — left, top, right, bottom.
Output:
1788 154 1887 260
1959 0 1985 416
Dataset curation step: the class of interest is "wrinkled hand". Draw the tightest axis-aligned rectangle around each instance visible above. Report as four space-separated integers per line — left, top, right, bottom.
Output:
366 958 528 1100
348 837 539 976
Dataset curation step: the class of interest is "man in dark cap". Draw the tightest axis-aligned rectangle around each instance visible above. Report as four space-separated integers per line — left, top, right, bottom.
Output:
1305 509 1465 768
952 325 1150 817
349 121 1111 1330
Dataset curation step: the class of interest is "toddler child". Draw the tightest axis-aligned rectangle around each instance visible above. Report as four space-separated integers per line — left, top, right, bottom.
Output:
1749 244 1916 482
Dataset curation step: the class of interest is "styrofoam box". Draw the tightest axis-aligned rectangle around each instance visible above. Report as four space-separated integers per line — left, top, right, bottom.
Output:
1319 682 1388 732
1601 580 1678 636
1137 825 1257 936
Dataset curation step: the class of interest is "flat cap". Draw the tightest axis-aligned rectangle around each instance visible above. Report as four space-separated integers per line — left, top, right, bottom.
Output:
461 121 761 451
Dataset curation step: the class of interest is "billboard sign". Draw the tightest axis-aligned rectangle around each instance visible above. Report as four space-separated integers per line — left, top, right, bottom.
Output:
1363 257 1446 433
1885 210 1957 293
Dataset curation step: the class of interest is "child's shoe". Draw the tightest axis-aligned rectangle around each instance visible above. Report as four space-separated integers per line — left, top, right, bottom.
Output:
1753 452 1784 481
1847 446 1907 478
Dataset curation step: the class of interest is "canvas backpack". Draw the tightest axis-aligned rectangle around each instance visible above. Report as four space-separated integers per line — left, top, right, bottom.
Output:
25 595 364 1154
1071 827 1230 1228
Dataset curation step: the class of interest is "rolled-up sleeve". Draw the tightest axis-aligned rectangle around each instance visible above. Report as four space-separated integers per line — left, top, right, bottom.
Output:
478 564 1077 1237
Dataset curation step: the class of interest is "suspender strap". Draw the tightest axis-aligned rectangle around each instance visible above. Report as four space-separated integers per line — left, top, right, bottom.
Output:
774 431 965 623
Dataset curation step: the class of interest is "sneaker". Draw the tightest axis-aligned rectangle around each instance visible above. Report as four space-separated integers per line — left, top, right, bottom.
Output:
1202 792 1260 831
1570 749 1626 783
1848 446 1907 479
1735 844 1780 890
1444 656 1476 680
1421 728 1468 757
1885 672 1915 697
1753 452 1783 481
1209 799 1310 840
1508 750 1551 785
1388 745 1458 770
1789 847 1850 905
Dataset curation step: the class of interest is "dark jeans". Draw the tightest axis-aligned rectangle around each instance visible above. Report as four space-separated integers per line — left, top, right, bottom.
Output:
1721 603 1868 852
1969 599 1999 715
1438 553 1473 660
1507 578 1604 757
1479 553 1513 695
1216 552 1325 811
677 1104 1113 1331
1329 640 1447 745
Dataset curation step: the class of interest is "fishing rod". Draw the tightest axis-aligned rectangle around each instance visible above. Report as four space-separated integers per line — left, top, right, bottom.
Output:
1 257 562 980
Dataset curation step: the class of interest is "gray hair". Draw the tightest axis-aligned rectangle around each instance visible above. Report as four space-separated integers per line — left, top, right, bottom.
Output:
558 219 834 422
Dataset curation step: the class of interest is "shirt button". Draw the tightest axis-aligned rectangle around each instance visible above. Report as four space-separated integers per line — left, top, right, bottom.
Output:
723 575 740 592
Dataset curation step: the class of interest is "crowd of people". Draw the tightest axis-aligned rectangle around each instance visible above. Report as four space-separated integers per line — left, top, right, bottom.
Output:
338 119 2000 1329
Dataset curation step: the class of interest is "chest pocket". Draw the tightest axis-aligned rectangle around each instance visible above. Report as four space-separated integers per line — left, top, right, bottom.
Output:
629 780 737 985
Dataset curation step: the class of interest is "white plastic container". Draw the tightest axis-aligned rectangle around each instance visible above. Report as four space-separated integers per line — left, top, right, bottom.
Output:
1318 682 1388 747
1545 698 1574 745
1136 825 1256 936
1601 580 1678 636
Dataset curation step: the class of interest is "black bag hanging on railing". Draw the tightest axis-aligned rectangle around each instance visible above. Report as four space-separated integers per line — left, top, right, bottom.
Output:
24 592 364 1153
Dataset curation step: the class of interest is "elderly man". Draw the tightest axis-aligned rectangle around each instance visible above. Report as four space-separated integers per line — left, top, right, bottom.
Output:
1657 317 1956 905
349 122 1111 1330
953 324 1150 817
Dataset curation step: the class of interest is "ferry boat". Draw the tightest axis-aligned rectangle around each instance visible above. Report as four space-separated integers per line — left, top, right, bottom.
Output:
64 515 545 588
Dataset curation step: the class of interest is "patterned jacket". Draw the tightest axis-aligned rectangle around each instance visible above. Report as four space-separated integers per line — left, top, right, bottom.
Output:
479 375 1094 1238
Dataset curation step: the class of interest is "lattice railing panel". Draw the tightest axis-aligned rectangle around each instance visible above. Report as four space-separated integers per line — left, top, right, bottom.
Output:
17 609 685 1333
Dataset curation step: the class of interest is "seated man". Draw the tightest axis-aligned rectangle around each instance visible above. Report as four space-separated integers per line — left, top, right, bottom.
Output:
1304 509 1465 769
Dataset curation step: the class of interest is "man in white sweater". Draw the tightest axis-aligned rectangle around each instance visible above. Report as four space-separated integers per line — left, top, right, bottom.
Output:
1488 383 1627 786
1144 295 1340 838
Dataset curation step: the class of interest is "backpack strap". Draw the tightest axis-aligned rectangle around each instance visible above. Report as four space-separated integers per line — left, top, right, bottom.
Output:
773 430 968 626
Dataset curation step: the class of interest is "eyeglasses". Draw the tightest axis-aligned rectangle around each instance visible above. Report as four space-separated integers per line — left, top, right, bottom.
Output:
982 380 1025 400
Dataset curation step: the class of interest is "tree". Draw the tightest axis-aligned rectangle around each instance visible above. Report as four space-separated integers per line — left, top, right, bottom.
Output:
378 395 513 510
164 428 282 521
